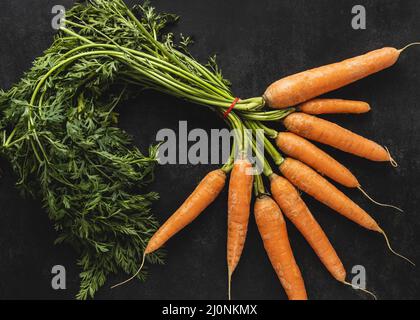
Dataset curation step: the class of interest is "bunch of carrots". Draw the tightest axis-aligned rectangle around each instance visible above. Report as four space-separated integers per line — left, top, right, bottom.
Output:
4 0 419 300
111 45 418 299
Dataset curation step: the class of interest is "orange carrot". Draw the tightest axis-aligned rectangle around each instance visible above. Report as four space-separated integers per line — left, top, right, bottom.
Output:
254 195 307 300
284 112 390 162
264 47 400 108
146 169 226 254
227 158 253 299
276 132 359 187
111 169 226 289
279 158 380 232
299 99 371 114
276 132 403 211
279 158 414 266
270 174 346 282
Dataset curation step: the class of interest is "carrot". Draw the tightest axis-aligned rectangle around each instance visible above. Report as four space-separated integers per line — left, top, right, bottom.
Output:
254 195 307 300
276 132 359 187
276 131 403 211
227 158 253 300
264 47 400 108
146 169 226 253
279 158 414 265
284 112 391 162
270 173 346 282
279 158 380 231
270 173 378 298
299 99 371 115
111 169 226 289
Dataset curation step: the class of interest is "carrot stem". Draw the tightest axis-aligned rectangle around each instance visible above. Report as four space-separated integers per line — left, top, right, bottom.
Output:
239 108 295 121
244 122 273 177
226 113 245 154
254 174 266 197
246 121 284 166
256 122 278 139
221 148 235 173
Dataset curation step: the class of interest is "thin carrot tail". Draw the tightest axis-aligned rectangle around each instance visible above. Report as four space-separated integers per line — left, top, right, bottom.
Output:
380 229 416 266
111 253 146 289
228 271 232 300
342 280 377 300
357 186 403 213
399 42 420 53
384 146 398 167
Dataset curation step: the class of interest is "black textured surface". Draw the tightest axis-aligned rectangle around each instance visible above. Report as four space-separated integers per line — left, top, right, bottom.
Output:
0 0 419 300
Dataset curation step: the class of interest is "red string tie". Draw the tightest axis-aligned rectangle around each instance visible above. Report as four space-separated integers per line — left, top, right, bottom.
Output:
223 97 240 118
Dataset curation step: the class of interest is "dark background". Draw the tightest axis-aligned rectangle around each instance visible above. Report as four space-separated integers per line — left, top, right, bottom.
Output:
0 0 419 300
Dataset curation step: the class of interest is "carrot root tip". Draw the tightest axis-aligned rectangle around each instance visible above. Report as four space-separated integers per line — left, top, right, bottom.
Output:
384 146 399 168
380 229 416 267
111 253 147 289
342 281 377 300
357 186 404 213
399 42 420 53
228 272 232 301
